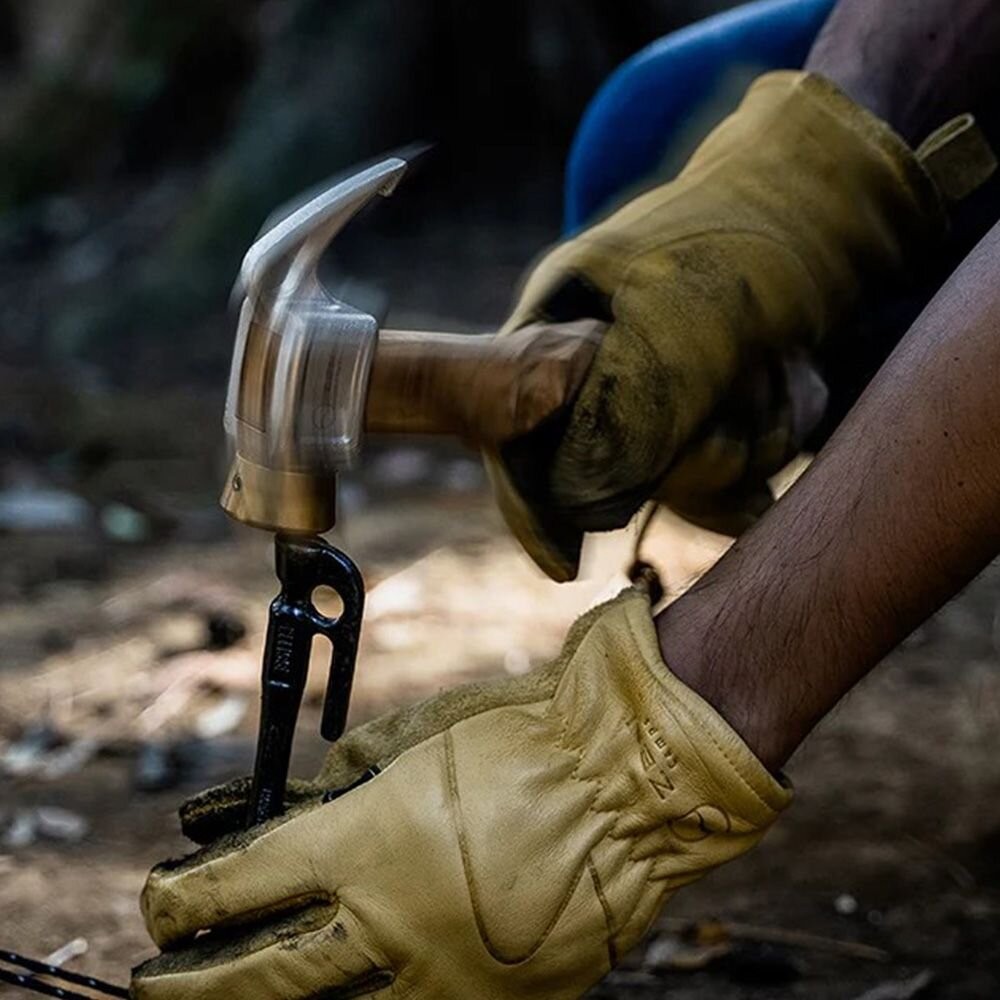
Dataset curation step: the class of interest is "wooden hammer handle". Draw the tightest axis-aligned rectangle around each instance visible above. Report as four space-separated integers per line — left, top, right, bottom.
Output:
365 320 603 446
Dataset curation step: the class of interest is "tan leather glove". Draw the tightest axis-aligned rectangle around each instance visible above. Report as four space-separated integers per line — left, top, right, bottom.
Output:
134 590 791 1000
488 70 963 582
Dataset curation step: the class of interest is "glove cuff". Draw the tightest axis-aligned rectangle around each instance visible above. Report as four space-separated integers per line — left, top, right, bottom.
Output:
774 72 945 227
551 589 791 864
772 71 994 221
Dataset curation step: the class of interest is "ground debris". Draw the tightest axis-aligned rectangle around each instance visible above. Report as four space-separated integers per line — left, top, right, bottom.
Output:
645 921 799 985
204 612 247 651
39 738 100 780
1 806 89 847
131 742 183 793
644 930 730 973
43 937 88 967
657 918 890 964
99 501 153 543
0 484 90 533
851 970 934 1000
0 723 64 775
131 736 253 793
1 723 101 780
194 695 248 740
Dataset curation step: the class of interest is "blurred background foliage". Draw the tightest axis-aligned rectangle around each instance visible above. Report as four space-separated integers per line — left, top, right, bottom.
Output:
0 0 733 387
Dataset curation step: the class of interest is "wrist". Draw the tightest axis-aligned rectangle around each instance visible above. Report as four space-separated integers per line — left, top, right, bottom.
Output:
655 590 809 774
805 0 1000 145
805 40 924 143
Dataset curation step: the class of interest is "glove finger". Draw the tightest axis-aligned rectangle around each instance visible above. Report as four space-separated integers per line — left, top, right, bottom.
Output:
784 350 829 450
142 752 424 951
478 425 595 581
656 417 774 536
742 350 827 478
143 800 351 949
744 354 794 479
657 348 822 530
132 897 392 1000
655 362 776 516
658 427 751 498
500 247 615 335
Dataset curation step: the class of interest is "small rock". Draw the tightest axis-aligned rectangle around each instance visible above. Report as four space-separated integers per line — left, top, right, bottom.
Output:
0 723 65 776
173 738 254 787
834 893 859 916
99 502 151 543
852 970 934 1000
35 806 88 842
133 742 183 793
40 738 99 780
2 811 38 849
133 739 220 792
151 613 205 656
645 933 730 973
195 695 249 740
0 486 90 533
205 612 247 650
43 938 88 967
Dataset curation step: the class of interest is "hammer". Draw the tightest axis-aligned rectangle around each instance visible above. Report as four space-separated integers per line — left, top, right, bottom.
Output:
220 151 599 826
221 152 599 535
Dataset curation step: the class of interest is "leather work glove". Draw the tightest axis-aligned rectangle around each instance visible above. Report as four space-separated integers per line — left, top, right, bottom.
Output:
487 70 992 582
134 589 791 999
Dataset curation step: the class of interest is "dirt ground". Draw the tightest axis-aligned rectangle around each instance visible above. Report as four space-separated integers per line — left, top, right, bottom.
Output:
2 474 999 1000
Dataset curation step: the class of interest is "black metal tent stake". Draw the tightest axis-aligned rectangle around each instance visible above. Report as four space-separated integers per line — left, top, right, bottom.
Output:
2 536 365 996
245 534 364 827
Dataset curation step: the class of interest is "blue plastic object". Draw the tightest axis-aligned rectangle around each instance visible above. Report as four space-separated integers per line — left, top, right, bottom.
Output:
564 0 837 232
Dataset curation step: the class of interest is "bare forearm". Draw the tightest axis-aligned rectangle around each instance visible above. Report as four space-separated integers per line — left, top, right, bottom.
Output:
806 0 1000 142
657 220 1000 771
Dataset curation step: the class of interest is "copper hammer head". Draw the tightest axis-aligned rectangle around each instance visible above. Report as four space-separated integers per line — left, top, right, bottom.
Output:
221 152 414 534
